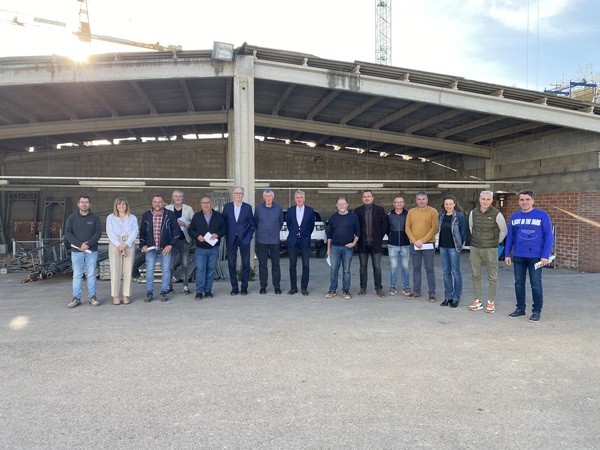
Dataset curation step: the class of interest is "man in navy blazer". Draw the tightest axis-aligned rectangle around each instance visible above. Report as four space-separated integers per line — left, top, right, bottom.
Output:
222 187 256 295
286 190 315 295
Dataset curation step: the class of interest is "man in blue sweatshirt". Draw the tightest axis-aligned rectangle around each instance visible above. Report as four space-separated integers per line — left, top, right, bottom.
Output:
505 189 554 322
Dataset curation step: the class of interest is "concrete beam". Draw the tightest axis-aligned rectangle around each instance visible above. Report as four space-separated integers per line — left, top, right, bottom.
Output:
254 60 600 133
0 58 235 86
255 114 491 158
0 111 228 140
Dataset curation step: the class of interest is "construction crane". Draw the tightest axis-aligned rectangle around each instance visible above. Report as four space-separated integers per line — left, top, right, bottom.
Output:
73 0 182 52
375 0 392 65
1 1 182 53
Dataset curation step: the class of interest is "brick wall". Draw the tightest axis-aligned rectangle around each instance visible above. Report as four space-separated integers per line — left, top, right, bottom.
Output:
504 192 600 272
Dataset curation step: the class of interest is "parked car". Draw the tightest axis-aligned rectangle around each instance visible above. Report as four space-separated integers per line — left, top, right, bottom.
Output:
280 210 327 258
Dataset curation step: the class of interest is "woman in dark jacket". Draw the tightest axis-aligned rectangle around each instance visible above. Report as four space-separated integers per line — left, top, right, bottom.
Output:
437 195 467 307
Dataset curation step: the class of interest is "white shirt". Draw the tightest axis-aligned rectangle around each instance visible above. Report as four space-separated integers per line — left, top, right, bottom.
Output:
106 213 139 247
296 206 304 226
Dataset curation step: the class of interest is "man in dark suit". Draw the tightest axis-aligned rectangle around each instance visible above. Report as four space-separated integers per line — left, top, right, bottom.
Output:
286 190 316 296
354 190 389 297
222 187 256 295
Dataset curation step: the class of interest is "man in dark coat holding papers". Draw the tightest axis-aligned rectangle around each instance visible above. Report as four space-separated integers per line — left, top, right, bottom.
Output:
188 196 226 300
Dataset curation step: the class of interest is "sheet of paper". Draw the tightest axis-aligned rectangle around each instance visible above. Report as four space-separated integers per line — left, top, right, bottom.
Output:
414 243 434 251
326 255 331 266
71 244 92 254
204 232 218 246
534 255 555 269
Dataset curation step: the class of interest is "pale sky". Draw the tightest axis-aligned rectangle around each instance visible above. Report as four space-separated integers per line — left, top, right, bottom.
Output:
1 0 598 93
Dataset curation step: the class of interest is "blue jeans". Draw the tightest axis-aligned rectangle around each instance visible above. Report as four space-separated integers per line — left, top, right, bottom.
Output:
513 256 544 312
145 249 172 294
439 247 462 301
329 245 353 292
71 251 98 299
195 246 220 294
410 247 435 294
388 245 410 290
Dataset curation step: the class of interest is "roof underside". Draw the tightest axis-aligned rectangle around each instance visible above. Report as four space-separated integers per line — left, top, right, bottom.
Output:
1 44 598 164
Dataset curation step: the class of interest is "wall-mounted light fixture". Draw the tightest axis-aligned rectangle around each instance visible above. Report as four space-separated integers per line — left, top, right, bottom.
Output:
327 183 384 189
496 192 509 207
212 41 234 61
437 183 490 189
79 181 146 186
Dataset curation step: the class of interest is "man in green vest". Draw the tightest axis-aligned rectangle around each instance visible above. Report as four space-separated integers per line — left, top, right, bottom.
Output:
468 191 507 314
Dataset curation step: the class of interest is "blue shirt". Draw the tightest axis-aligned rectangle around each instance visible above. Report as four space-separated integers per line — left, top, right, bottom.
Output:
505 208 553 259
254 202 284 245
327 211 360 246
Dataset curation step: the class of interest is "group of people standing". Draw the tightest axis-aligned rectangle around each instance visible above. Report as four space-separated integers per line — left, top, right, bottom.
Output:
63 187 553 322
322 188 553 322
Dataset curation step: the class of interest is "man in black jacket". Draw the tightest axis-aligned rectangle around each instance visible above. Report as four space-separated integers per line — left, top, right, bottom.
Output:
140 194 181 302
354 190 389 297
188 196 226 300
65 196 103 308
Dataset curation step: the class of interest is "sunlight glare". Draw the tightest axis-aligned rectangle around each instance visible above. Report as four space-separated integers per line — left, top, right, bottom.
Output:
9 316 30 331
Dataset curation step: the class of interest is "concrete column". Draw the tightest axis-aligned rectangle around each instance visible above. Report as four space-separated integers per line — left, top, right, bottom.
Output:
227 55 257 275
227 55 255 207
485 150 496 180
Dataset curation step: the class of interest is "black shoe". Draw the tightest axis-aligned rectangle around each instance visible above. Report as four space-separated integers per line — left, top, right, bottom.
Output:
195 293 203 300
441 299 451 306
205 291 213 299
274 288 282 295
241 289 248 295
529 312 541 322
167 287 174 294
230 288 239 295
450 300 459 308
509 309 526 318
301 289 309 296
288 288 298 295
145 292 153 303
160 291 168 302
259 288 266 294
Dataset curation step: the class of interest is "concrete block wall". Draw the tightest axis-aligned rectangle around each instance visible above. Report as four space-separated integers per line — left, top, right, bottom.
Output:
254 141 428 217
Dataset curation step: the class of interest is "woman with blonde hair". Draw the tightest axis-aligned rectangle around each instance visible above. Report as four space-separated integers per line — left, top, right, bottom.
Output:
106 197 139 305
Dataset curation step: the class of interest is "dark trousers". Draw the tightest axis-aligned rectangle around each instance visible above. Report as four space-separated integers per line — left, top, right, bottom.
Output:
169 239 190 288
256 243 281 289
227 236 251 290
289 241 310 290
358 244 383 290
